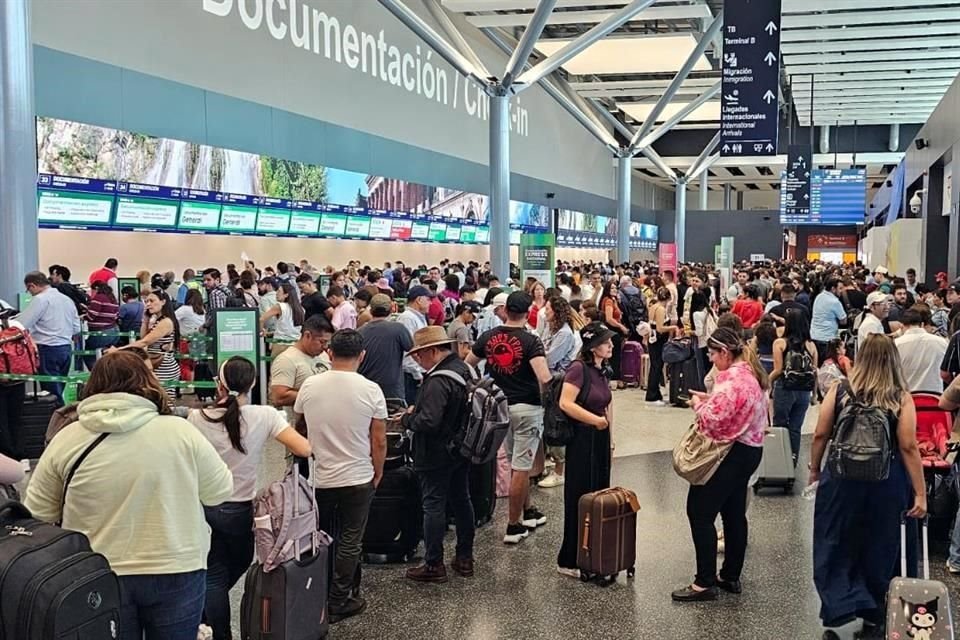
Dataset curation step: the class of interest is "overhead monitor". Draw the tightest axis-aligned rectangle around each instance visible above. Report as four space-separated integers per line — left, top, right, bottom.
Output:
256 198 292 234
36 175 116 227
219 194 259 233
179 190 223 232
780 168 866 225
114 182 180 228
289 201 322 235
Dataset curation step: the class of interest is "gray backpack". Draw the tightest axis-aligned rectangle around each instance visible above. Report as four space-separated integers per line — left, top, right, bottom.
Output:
431 369 510 464
252 464 330 573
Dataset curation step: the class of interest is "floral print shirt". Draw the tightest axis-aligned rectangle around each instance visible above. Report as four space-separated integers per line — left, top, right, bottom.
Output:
695 361 767 447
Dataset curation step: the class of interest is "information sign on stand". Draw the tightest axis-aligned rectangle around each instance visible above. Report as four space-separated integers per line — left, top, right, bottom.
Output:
213 308 260 369
520 233 555 287
719 236 735 296
780 144 812 222
117 278 141 296
658 243 678 278
720 0 782 157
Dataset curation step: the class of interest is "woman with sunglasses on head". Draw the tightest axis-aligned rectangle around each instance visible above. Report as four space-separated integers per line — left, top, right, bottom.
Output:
121 289 180 398
672 327 769 603
186 356 311 640
555 322 616 579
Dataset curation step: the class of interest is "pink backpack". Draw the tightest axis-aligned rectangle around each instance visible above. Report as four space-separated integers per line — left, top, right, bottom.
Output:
253 464 330 573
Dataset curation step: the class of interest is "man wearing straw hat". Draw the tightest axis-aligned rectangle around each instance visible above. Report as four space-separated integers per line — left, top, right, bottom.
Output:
401 326 476 583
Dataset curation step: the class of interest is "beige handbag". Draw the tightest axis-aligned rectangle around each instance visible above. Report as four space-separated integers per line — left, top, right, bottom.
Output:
672 422 735 486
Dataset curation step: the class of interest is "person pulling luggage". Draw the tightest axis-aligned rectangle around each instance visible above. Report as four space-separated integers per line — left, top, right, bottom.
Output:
401 326 477 583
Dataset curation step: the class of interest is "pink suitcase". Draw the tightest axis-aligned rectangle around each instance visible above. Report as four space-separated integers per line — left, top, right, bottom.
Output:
621 341 644 387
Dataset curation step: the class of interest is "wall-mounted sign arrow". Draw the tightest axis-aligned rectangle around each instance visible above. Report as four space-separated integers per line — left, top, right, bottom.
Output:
764 52 777 66
763 90 776 104
765 21 778 35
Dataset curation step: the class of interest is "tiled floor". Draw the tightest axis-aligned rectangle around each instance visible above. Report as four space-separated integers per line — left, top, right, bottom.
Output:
230 390 960 640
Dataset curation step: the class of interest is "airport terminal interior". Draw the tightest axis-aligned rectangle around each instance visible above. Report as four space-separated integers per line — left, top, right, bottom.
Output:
2 0 960 639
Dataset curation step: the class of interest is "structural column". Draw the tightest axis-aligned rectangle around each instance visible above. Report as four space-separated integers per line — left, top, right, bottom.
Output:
489 92 511 281
950 141 960 280
675 179 687 263
0 0 37 305
616 153 631 264
723 182 733 210
699 172 708 210
921 165 949 284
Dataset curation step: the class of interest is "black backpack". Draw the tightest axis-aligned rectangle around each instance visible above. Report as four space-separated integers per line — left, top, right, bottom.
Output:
542 361 592 447
0 435 120 640
622 292 647 332
782 342 816 391
827 382 894 482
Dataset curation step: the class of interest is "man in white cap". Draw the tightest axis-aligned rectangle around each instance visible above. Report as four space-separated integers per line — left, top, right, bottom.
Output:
473 290 509 337
858 291 890 349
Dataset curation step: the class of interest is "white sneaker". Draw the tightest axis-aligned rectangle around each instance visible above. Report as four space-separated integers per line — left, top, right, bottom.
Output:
646 400 667 407
947 560 960 575
197 624 213 640
504 523 530 544
538 472 565 488
557 566 580 579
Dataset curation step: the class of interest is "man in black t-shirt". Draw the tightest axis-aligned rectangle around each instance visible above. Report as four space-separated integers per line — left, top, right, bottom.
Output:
769 283 809 326
296 273 333 321
467 291 552 545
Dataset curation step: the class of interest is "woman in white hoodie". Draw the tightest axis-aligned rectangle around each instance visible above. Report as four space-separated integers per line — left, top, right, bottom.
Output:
25 350 234 640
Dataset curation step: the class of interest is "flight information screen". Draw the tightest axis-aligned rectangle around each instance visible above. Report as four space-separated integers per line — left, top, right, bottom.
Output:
780 168 866 225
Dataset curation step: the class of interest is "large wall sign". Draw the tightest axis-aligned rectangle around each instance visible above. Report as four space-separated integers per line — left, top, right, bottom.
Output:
31 0 616 200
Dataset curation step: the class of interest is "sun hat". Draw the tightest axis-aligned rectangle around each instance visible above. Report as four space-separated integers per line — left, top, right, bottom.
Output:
406 326 456 355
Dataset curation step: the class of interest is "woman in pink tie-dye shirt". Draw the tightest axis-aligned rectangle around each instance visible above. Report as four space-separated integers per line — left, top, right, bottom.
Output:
672 327 770 604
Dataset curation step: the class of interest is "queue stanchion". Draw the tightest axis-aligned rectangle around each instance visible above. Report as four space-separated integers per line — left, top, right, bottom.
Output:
259 336 269 407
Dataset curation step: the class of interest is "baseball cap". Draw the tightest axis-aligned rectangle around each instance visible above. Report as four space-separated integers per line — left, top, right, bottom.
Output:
407 285 434 300
370 294 392 313
506 291 532 314
873 265 889 275
580 322 616 352
865 291 889 308
488 292 509 309
948 283 960 295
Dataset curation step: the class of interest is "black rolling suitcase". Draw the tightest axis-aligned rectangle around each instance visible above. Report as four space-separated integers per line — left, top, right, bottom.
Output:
21 390 58 459
469 460 496 527
241 547 330 640
362 465 422 563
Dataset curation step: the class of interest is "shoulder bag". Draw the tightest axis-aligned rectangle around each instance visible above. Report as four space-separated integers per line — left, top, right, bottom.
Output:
672 422 735 486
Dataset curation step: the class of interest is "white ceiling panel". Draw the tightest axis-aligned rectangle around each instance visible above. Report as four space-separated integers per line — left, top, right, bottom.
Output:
465 5 711 28
791 82 955 96
787 59 960 75
784 49 960 66
784 0 960 13
534 34 713 75
618 101 721 124
782 35 960 55
443 0 677 11
782 7 960 29
782 22 960 43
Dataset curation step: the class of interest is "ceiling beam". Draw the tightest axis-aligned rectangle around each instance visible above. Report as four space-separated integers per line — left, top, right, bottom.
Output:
465 5 710 28
784 49 960 66
501 0 557 87
788 69 960 83
783 0 960 12
790 81 954 95
783 35 960 55
628 151 904 169
798 117 930 126
782 22 960 43
515 0 657 88
782 7 960 29
786 59 960 75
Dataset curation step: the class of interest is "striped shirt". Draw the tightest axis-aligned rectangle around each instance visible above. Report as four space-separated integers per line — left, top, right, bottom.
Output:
86 293 119 331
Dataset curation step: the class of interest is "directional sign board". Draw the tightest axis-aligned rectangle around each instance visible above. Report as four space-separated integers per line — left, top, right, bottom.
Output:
779 144 812 223
720 0 782 157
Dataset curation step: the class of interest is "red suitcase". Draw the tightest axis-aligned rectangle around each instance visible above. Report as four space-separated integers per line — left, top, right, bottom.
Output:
621 341 644 387
577 487 640 585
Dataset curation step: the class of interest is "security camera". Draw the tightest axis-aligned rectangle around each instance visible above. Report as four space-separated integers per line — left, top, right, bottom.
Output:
909 191 923 215
545 192 556 199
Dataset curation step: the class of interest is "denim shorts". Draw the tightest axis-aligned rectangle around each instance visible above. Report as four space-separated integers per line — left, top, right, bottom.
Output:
504 404 544 472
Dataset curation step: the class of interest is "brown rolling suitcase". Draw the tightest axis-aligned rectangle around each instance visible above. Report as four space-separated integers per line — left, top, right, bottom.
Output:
577 487 640 585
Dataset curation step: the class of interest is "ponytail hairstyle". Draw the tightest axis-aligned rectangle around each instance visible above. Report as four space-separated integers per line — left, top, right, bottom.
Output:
202 356 257 454
708 327 770 391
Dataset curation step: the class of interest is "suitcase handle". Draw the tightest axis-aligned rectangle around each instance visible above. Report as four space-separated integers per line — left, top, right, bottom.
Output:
900 515 930 580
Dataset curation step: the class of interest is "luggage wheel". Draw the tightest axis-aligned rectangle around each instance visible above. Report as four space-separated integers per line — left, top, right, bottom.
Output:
579 572 593 583
598 575 617 587
626 567 636 579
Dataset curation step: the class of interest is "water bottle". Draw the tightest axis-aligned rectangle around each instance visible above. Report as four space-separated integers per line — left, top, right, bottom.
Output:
801 481 819 501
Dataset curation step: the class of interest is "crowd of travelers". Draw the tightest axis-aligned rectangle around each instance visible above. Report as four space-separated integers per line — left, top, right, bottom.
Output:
1 254 959 640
